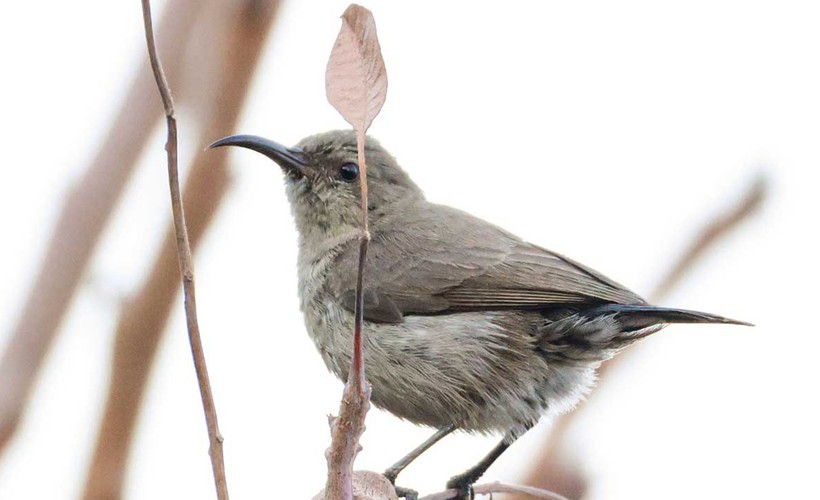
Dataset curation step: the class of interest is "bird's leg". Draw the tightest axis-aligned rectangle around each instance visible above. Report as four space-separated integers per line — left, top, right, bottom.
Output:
384 424 456 484
446 429 525 499
446 440 510 499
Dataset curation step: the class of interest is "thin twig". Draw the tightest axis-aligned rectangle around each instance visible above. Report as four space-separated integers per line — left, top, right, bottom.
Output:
323 129 374 500
420 481 570 500
323 5 386 495
352 130 372 384
83 2 278 497
0 0 202 456
140 1 228 499
513 174 768 499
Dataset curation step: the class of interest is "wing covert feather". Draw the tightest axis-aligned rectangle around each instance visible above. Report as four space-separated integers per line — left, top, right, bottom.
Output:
329 202 644 322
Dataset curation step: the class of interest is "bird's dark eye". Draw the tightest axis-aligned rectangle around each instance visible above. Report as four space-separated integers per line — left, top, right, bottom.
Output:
339 162 359 182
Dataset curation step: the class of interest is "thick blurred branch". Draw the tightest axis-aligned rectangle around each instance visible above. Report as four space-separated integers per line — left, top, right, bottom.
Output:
82 1 279 499
649 175 767 303
513 174 767 499
0 0 204 456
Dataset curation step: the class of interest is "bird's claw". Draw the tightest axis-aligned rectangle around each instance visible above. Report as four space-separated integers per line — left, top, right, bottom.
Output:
384 469 418 499
453 484 474 499
383 467 400 485
446 475 475 500
393 485 419 500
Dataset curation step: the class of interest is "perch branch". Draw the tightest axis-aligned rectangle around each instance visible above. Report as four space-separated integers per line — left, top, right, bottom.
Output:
322 121 374 500
420 481 570 500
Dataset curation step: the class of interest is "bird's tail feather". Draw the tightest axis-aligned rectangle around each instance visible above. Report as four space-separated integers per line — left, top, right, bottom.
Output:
583 304 752 331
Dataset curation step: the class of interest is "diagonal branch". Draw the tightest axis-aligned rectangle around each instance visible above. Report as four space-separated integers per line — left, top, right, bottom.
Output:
649 174 768 303
0 0 204 456
512 174 768 499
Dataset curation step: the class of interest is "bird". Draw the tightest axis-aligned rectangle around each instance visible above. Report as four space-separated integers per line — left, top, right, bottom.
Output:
210 130 748 499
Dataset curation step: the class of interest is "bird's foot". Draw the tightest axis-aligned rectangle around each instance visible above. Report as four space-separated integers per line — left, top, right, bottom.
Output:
383 467 400 485
393 485 419 500
385 464 419 499
446 473 477 500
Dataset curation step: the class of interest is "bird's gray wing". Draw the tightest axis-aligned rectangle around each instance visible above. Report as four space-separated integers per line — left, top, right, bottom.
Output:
330 203 645 323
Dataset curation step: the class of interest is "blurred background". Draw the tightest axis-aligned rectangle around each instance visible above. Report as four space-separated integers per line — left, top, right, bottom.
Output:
1 1 817 499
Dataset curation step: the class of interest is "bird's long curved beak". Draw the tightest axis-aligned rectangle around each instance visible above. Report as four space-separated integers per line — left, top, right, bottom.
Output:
209 134 308 175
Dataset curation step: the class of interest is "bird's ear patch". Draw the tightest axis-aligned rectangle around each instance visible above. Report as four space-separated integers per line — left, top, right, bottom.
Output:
341 289 404 324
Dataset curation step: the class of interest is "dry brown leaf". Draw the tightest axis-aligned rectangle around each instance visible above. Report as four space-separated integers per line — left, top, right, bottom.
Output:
326 4 387 133
322 4 388 499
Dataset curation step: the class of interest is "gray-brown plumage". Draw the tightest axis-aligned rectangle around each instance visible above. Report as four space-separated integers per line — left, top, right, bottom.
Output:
210 130 747 498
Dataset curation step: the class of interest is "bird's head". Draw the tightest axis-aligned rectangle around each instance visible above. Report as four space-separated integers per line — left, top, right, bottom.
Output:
210 130 423 241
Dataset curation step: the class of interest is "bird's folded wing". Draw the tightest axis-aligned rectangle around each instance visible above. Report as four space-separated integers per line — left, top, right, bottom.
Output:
330 203 645 323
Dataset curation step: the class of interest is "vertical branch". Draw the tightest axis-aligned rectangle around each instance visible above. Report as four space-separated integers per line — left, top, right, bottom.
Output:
0 0 203 456
323 132 374 500
322 5 387 499
140 1 228 498
351 129 371 387
83 2 279 498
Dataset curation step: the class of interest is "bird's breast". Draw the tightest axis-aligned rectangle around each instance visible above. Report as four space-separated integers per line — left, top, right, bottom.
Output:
297 294 598 433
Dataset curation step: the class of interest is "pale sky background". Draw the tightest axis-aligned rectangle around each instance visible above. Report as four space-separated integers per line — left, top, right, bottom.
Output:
1 1 818 499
